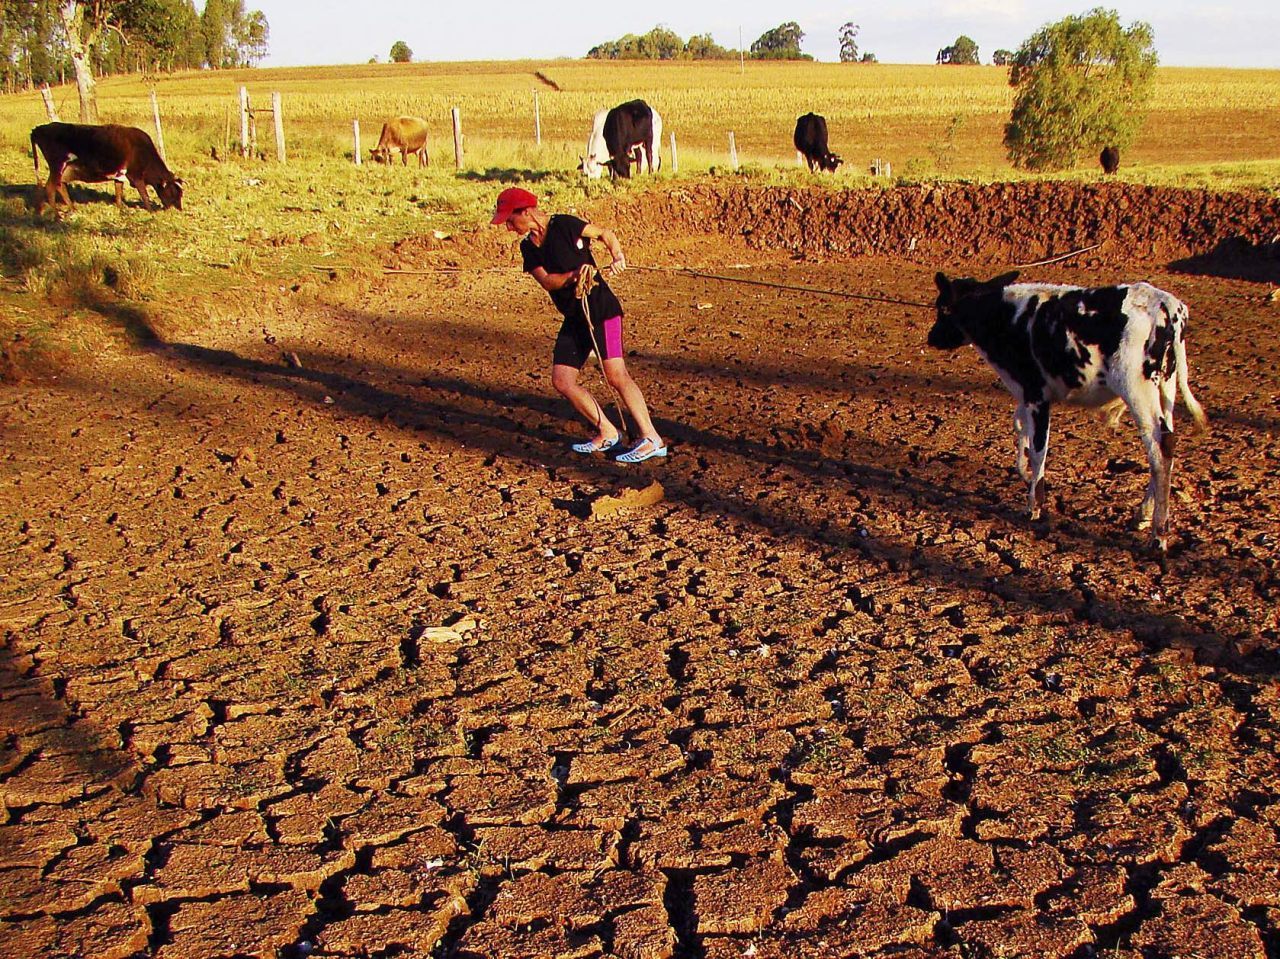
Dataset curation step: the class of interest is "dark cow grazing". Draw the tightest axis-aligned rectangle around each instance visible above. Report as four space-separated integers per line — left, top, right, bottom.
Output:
31 122 183 215
793 113 842 173
1100 146 1120 174
929 272 1208 550
581 100 661 179
370 116 430 166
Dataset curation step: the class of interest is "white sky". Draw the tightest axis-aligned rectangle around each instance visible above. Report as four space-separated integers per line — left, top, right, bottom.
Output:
236 1 1279 68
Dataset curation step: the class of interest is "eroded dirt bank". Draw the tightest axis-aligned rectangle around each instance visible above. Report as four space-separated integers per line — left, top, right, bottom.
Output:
2 182 1279 958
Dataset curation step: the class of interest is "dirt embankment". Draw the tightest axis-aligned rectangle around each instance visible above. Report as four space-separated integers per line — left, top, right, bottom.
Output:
385 181 1280 284
614 181 1280 268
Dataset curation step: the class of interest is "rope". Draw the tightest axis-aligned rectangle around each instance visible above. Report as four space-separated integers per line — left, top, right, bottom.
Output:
575 264 629 436
622 264 933 308
1013 242 1104 268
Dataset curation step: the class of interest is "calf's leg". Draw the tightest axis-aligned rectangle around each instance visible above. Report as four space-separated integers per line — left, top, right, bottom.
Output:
1024 402 1051 520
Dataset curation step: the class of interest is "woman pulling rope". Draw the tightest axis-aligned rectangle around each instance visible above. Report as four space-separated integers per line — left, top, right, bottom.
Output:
491 187 668 463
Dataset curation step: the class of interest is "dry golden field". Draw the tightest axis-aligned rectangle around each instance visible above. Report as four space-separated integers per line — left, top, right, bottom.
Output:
3 60 1279 180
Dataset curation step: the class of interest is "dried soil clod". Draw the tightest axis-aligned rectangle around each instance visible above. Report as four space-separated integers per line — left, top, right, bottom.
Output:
590 481 665 519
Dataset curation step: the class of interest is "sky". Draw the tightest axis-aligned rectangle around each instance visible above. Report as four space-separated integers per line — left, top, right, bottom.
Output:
242 1 1279 69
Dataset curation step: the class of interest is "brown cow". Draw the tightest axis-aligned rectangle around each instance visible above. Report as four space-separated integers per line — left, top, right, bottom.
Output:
31 122 183 215
370 116 430 166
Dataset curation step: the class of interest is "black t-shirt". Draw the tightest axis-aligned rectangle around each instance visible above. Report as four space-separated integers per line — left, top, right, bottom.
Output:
520 214 624 323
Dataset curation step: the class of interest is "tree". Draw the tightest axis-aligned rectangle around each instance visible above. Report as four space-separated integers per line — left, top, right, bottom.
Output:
389 40 411 63
750 21 809 60
838 21 858 62
1004 7 1157 170
992 48 1013 66
587 25 732 60
200 0 269 68
936 35 979 64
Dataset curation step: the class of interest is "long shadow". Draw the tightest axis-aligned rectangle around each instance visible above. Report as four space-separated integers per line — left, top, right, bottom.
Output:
337 303 1280 437
1170 238 1280 286
157 340 1278 678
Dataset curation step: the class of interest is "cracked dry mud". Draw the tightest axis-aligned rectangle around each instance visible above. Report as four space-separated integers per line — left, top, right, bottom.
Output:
2 183 1279 958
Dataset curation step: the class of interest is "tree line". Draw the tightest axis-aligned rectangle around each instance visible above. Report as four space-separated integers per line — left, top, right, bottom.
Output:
0 0 269 94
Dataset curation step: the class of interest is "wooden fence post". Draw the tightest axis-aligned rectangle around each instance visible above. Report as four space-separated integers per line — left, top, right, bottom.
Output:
451 107 463 170
39 84 59 121
729 132 739 171
272 91 285 163
223 105 231 160
669 131 678 174
534 91 541 145
150 89 166 162
239 86 250 157
353 119 361 165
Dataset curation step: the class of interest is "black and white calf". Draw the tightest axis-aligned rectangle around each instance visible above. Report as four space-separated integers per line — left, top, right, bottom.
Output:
928 271 1208 549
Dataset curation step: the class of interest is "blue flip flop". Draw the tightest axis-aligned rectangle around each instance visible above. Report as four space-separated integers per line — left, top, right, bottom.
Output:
617 437 669 463
571 435 619 454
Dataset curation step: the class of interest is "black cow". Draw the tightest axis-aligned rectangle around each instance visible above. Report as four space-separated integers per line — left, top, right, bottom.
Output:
929 272 1207 550
793 113 842 173
582 100 661 179
31 122 183 215
1100 146 1120 174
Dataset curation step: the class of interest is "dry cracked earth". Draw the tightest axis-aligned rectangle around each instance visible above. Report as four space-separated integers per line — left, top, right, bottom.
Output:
2 183 1279 958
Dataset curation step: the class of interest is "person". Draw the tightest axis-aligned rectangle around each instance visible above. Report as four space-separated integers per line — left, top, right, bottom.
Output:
490 187 667 464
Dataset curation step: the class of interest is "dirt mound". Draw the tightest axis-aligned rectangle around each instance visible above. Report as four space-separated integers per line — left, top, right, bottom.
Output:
392 182 1280 278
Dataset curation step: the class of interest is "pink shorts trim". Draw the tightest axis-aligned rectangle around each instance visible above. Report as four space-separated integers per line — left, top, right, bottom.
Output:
601 315 624 359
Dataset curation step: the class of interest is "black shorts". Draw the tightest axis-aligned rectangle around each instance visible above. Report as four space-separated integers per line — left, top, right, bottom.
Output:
552 313 624 368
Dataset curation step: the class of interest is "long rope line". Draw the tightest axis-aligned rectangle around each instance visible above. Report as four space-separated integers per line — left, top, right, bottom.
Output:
623 264 934 308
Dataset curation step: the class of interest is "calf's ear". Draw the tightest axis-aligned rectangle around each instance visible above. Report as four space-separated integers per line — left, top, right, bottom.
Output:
934 272 952 296
989 270 1020 287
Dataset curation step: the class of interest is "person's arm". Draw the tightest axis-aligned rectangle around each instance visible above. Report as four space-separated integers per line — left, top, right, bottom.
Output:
528 265 580 293
581 223 626 274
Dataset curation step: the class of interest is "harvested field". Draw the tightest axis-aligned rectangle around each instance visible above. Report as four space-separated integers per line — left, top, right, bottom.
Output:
2 181 1279 958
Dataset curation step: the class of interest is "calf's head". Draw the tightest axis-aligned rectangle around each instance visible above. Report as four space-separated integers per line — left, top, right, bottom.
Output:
820 152 843 173
157 177 184 210
928 270 1019 349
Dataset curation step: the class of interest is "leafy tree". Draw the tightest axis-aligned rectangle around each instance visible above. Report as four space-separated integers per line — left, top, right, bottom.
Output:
1004 7 1157 170
587 25 732 60
200 0 268 68
234 8 267 65
750 21 810 60
860 52 877 63
682 32 733 59
389 40 412 63
936 35 979 64
992 48 1013 66
838 21 858 62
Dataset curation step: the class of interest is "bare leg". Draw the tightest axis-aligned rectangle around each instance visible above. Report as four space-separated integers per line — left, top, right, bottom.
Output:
602 357 662 447
552 363 618 443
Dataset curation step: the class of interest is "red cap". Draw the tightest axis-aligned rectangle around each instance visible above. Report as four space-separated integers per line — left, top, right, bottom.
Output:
491 187 538 225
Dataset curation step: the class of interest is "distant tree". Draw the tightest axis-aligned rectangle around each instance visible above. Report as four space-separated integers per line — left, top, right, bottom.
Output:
860 52 877 63
838 21 858 62
682 32 734 59
992 48 1014 66
588 25 732 60
201 0 268 68
235 7 268 64
751 21 809 60
1004 7 1157 170
937 35 979 64
389 40 412 62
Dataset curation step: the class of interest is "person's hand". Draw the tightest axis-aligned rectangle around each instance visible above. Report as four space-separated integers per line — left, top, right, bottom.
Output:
607 254 626 276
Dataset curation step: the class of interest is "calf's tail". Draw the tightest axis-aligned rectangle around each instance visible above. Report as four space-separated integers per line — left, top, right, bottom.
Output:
1174 300 1209 433
31 132 39 176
